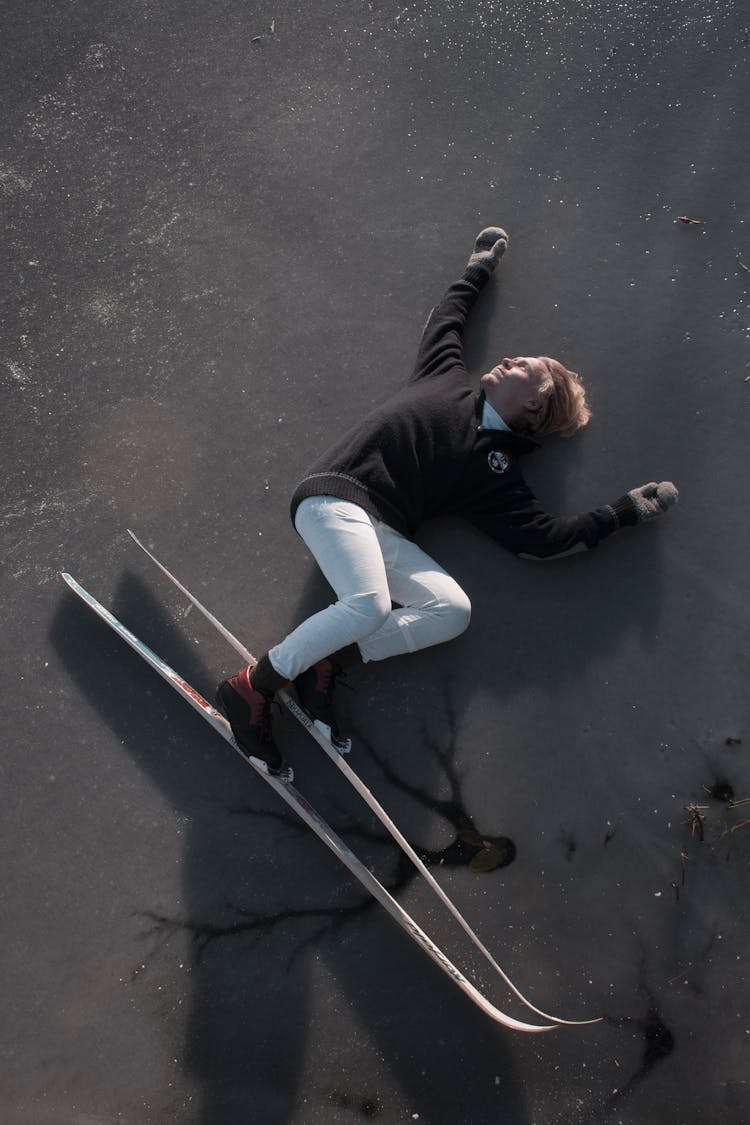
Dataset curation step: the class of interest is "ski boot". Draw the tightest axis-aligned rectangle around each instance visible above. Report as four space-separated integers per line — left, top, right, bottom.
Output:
293 649 357 753
215 659 292 781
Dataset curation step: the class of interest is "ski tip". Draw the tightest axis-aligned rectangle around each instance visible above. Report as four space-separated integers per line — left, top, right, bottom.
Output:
126 528 143 547
544 1014 603 1028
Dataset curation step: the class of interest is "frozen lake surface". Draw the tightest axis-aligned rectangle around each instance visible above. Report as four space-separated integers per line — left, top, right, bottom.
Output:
2 1 748 1122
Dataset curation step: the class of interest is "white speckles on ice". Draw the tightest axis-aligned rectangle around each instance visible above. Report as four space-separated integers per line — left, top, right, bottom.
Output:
4 360 29 387
369 0 736 81
144 212 182 247
0 164 32 195
85 293 119 326
84 43 114 71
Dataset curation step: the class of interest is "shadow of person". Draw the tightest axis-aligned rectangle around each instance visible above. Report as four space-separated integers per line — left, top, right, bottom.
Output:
52 570 531 1125
273 501 666 1116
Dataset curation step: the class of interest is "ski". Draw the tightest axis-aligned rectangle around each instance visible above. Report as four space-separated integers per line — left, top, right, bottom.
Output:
126 531 599 1029
61 570 555 1034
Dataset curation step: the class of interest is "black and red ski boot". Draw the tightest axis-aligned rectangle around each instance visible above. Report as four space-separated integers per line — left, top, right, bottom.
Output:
215 662 291 780
294 653 354 753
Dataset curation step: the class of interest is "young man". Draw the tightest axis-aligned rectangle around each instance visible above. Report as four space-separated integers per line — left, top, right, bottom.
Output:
216 228 678 777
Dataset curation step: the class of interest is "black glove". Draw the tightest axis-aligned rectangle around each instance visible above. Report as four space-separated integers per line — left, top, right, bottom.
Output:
627 481 679 522
466 227 509 275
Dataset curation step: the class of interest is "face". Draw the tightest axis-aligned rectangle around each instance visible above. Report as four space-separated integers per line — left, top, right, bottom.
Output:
481 356 549 426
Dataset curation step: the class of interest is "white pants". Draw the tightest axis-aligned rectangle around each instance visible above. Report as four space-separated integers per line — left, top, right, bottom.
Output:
269 496 471 680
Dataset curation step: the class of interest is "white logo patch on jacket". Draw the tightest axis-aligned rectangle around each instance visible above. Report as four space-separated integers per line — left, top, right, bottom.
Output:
488 450 511 474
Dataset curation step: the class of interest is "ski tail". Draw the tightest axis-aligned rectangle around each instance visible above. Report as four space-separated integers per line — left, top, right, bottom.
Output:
127 530 255 665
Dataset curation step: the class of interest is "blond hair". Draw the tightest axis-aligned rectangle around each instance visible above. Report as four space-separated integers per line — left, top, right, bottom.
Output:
527 357 591 438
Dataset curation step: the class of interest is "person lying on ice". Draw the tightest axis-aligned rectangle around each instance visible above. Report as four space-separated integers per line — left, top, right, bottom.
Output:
216 227 678 779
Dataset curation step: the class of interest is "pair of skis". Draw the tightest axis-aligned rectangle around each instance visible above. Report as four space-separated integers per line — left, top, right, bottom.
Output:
62 534 600 1034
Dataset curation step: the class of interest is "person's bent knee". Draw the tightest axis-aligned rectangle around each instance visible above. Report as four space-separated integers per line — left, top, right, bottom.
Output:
340 589 392 633
428 587 471 643
447 591 472 638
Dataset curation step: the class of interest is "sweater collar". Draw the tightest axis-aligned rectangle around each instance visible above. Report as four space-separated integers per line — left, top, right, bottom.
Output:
481 397 511 432
475 390 539 451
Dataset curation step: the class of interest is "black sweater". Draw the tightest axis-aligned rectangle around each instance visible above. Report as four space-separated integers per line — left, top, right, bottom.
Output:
290 268 638 560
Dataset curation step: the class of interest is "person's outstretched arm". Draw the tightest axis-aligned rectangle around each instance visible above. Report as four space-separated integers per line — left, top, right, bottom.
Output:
465 480 679 559
409 227 508 384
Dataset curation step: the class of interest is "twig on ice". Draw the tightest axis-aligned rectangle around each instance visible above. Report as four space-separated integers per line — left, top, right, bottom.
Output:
683 804 708 841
